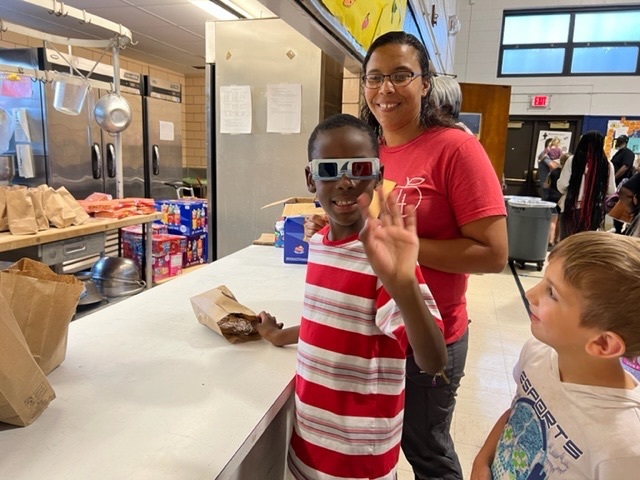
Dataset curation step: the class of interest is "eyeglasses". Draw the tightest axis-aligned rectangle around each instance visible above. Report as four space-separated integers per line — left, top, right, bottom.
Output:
362 71 425 89
310 158 380 181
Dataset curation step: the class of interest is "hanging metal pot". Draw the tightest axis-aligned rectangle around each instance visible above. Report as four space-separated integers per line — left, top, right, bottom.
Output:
94 93 132 133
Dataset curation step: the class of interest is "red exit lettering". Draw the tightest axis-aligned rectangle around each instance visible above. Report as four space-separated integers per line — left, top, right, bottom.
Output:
531 95 549 107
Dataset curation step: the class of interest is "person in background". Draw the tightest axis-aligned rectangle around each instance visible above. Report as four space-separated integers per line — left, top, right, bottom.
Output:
537 137 562 203
544 152 570 248
617 172 640 238
429 75 473 135
611 134 636 234
471 231 640 479
255 113 447 480
557 130 615 240
306 31 508 479
616 173 640 381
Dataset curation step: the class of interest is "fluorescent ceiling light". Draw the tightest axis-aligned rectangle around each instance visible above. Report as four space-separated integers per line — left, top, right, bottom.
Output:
189 0 240 20
216 0 253 19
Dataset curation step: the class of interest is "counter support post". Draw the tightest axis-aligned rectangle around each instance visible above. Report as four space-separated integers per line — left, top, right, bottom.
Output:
144 219 153 289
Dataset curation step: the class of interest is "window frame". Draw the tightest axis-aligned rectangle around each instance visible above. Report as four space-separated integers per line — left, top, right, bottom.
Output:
498 6 640 78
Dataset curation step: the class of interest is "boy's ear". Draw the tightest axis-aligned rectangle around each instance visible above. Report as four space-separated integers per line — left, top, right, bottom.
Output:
585 331 626 359
305 165 316 193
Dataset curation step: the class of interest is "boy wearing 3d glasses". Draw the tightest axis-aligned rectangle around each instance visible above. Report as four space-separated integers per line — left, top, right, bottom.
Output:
253 113 446 480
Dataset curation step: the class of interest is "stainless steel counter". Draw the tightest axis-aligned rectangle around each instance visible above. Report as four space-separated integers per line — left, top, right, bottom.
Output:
0 245 306 479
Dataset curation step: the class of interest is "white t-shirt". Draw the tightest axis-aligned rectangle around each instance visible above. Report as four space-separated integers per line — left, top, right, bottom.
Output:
492 338 640 479
557 155 616 211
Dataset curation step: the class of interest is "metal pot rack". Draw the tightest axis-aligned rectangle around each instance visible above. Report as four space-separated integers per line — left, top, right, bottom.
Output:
0 0 135 198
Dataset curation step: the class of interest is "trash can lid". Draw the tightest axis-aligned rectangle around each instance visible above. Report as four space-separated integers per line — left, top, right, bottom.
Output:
508 197 557 208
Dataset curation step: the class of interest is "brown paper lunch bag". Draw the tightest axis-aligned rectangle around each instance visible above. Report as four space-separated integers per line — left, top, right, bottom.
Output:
28 187 50 231
41 186 76 229
0 185 9 232
57 186 90 225
0 291 56 426
190 285 260 344
6 185 38 235
0 258 84 375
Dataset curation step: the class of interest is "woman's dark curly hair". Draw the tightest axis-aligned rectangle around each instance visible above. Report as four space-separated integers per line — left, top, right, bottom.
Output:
359 31 456 139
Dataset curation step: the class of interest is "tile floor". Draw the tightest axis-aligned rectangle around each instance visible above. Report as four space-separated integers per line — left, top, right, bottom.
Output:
397 261 545 479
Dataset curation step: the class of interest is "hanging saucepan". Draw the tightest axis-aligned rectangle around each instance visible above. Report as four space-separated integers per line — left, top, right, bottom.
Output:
94 93 132 133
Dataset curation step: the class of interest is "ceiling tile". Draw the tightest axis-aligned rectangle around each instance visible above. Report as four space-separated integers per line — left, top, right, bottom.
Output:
143 5 218 26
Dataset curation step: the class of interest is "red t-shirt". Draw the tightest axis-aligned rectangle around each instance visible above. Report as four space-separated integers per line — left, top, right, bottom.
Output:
381 128 506 343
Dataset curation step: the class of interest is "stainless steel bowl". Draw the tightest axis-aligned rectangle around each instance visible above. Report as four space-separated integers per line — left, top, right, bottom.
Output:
94 93 132 133
90 257 146 297
78 279 106 306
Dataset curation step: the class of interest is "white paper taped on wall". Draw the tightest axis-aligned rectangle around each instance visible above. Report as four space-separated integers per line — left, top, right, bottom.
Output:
266 83 301 134
220 85 252 134
159 121 174 141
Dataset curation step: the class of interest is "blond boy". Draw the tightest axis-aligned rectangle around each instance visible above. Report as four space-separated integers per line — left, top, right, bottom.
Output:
472 232 640 479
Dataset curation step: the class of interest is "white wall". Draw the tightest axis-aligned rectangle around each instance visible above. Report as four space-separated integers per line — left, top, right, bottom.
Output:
412 0 459 75
454 0 640 116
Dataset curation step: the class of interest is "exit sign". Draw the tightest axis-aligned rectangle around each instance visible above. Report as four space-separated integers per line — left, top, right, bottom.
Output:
530 95 550 108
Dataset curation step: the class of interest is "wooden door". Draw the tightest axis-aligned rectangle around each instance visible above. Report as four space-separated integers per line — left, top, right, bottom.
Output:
459 82 512 180
504 120 536 195
504 116 583 196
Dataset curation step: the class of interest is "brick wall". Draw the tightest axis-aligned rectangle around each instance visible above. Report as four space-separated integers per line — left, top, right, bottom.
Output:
183 74 206 171
0 31 205 170
342 68 361 117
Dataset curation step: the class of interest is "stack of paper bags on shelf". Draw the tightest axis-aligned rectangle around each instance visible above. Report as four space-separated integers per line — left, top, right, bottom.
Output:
0 184 90 234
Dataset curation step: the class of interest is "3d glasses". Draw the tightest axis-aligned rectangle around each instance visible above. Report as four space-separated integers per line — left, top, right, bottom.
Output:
310 158 380 181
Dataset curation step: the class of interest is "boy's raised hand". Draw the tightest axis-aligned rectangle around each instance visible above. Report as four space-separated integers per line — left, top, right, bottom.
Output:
303 213 328 241
357 188 419 294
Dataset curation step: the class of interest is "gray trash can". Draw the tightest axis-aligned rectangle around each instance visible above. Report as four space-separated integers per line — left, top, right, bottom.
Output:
507 197 557 271
503 195 540 228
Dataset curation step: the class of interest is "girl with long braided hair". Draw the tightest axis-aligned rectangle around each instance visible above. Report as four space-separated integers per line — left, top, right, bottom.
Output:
557 130 616 239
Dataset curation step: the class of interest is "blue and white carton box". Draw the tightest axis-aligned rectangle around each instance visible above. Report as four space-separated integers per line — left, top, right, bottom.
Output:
261 197 324 264
155 199 207 236
283 216 308 264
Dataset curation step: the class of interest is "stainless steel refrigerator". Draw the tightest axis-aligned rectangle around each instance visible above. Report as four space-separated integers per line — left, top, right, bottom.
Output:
0 48 144 199
143 76 183 201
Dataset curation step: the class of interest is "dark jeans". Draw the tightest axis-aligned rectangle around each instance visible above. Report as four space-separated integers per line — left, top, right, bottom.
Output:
401 329 469 480
613 219 624 234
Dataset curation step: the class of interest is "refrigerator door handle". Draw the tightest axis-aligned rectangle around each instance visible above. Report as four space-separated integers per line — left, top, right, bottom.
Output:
92 143 102 179
152 145 160 175
106 143 116 178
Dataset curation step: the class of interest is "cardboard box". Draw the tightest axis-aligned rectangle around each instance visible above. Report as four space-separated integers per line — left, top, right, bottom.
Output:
155 199 207 235
121 228 187 282
126 252 183 283
182 233 208 267
262 197 325 265
121 228 186 259
261 196 324 218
